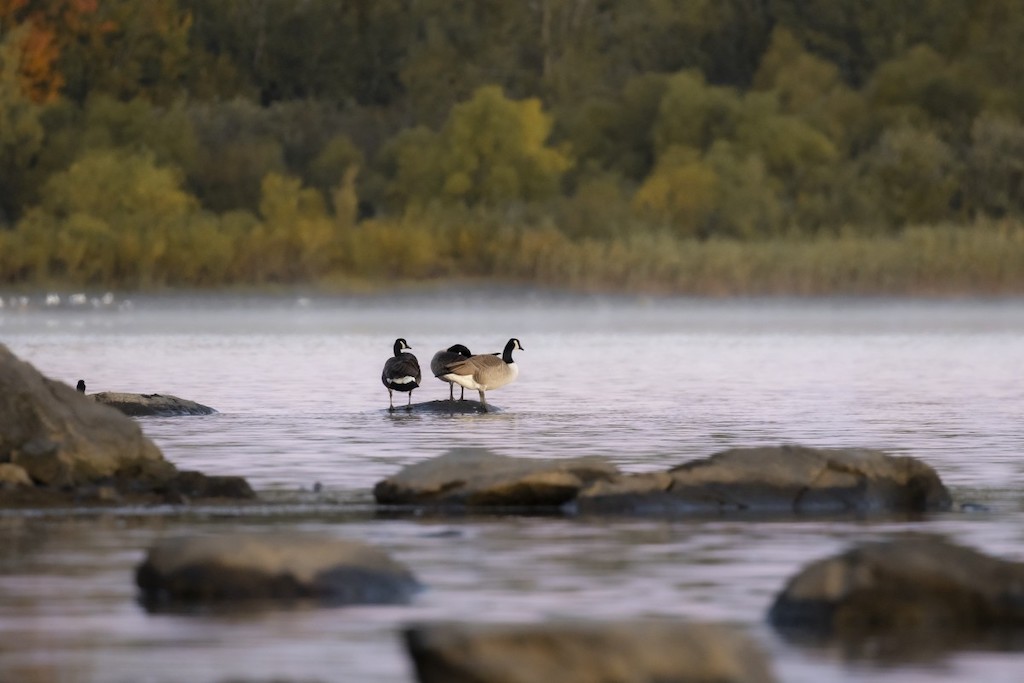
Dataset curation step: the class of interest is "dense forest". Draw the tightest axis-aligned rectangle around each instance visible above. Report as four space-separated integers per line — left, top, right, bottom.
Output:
1 0 1024 293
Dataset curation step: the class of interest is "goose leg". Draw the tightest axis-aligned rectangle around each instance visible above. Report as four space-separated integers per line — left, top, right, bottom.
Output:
459 386 465 401
406 391 413 410
388 389 395 412
449 383 454 401
478 389 488 413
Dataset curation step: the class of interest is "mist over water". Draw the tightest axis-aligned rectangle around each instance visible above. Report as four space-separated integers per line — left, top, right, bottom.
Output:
3 294 1024 682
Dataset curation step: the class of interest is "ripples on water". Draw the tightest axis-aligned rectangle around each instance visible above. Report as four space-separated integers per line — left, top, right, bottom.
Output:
2 294 1024 682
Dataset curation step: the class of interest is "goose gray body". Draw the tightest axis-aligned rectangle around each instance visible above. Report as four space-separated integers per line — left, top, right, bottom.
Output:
438 338 523 411
430 344 473 401
382 338 421 410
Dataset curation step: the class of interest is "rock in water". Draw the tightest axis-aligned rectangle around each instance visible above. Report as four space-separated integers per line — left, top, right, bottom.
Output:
91 392 216 416
575 445 951 515
0 343 252 506
136 534 421 609
374 447 620 508
769 535 1024 655
404 621 778 683
0 343 166 488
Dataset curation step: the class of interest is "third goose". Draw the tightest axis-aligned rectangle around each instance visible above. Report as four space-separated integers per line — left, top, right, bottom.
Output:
382 338 421 411
437 338 523 412
430 344 474 401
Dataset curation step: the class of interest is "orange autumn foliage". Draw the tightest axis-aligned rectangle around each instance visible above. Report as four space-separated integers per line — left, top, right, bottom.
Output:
0 0 109 102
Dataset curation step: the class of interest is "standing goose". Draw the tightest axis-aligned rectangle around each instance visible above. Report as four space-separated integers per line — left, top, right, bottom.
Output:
430 344 474 401
382 338 421 411
438 338 524 412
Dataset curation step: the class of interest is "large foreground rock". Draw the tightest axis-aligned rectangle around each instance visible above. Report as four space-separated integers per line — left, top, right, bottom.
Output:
1 344 165 487
0 343 252 506
405 621 777 683
136 534 420 609
574 445 951 515
769 536 1024 654
92 392 216 416
374 448 620 508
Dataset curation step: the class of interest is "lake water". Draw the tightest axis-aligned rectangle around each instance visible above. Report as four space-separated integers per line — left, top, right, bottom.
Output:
2 293 1024 683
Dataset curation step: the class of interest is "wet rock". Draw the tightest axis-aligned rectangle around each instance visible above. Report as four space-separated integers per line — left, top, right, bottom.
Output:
390 399 493 415
769 535 1024 655
574 445 951 515
164 470 256 500
136 534 420 609
1 344 166 488
91 392 216 416
0 344 253 507
404 621 777 683
374 448 620 508
0 463 32 488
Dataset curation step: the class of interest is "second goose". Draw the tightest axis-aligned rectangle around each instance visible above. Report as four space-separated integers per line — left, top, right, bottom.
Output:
437 338 523 412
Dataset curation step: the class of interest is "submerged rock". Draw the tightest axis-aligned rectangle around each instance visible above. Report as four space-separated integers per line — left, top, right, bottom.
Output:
374 448 620 508
393 399 493 415
404 621 777 683
0 343 252 507
574 445 951 515
91 392 216 416
136 533 420 609
769 535 1024 655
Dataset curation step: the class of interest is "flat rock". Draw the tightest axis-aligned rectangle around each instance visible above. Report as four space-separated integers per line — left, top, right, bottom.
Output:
574 445 951 515
384 399 495 415
769 535 1024 655
404 621 777 683
374 448 620 508
136 533 420 609
91 392 216 416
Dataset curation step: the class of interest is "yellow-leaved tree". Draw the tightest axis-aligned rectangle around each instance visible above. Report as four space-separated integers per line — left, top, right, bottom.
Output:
389 85 572 209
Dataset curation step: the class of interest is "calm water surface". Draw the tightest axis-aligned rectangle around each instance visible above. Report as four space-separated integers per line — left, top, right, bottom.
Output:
2 294 1024 682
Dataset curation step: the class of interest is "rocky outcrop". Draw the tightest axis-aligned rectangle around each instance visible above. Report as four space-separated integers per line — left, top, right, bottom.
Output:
374 448 620 508
574 445 951 515
404 621 777 683
136 534 420 609
0 343 251 507
769 535 1024 654
91 392 216 416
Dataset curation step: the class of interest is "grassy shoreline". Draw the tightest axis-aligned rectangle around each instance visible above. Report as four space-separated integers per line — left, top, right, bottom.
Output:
3 220 1024 298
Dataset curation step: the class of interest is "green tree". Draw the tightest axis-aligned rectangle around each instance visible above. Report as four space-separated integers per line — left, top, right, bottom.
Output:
863 126 959 226
12 148 206 285
389 86 572 208
0 26 45 225
963 112 1024 219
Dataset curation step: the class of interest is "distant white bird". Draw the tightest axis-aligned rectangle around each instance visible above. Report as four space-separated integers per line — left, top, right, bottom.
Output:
381 338 421 411
437 338 524 412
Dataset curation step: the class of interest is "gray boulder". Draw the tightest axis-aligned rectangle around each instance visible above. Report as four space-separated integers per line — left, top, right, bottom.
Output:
574 445 951 515
404 621 778 683
0 343 252 506
136 534 420 609
374 448 620 508
769 535 1024 654
1 344 166 488
91 392 216 416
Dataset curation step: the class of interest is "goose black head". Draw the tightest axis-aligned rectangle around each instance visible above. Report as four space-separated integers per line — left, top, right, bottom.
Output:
76 379 86 393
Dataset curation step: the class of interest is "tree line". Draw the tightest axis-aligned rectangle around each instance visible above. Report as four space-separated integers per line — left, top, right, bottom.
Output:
1 0 1024 292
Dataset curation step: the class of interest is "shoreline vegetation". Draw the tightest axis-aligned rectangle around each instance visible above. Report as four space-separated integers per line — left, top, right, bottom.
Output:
3 218 1024 297
3 2 1024 296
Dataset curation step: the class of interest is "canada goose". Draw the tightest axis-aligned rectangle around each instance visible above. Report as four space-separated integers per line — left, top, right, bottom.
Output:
76 379 86 393
437 338 524 412
430 344 474 401
382 338 421 411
